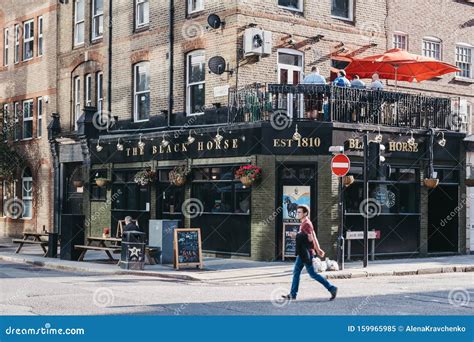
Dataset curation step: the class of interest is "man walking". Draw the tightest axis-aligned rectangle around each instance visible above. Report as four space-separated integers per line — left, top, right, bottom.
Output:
282 205 338 301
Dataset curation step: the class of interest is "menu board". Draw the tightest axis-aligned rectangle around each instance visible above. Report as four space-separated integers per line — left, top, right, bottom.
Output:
173 228 203 270
282 223 300 260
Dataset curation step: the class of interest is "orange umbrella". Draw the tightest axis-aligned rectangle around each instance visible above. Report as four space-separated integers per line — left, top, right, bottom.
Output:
344 48 460 85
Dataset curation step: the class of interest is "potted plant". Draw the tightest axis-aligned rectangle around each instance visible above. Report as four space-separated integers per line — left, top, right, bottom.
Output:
423 178 439 189
169 165 191 187
95 177 109 188
235 164 262 187
133 169 156 186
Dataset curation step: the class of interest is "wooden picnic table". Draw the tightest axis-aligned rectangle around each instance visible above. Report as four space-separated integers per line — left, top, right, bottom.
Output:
75 236 122 261
12 232 49 256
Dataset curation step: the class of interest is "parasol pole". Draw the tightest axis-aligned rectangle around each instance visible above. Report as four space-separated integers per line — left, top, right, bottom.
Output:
394 64 399 90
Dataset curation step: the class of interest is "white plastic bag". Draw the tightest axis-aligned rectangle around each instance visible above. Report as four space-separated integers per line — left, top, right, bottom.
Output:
326 258 340 271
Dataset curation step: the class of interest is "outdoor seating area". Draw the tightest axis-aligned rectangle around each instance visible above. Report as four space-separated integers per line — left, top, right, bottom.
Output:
12 232 50 257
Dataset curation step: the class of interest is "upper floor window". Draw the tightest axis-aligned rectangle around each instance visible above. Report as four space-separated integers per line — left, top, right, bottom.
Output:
393 32 408 50
14 24 20 64
422 37 442 60
186 50 206 115
37 97 43 138
85 74 92 106
3 29 9 66
135 0 149 29
331 0 354 20
133 62 150 122
14 102 21 141
22 99 33 139
23 19 34 61
92 0 104 40
278 0 303 12
2 104 8 142
22 168 33 219
74 0 85 46
74 76 81 130
188 0 204 14
38 16 44 56
456 44 473 79
97 71 104 113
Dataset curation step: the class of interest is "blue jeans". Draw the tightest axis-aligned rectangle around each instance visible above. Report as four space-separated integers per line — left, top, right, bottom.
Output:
290 256 336 298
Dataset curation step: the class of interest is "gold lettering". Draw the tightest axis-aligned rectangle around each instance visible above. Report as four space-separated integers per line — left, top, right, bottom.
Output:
198 141 204 151
413 143 418 152
165 145 172 153
126 148 131 157
132 147 138 156
215 141 222 149
207 141 213 150
173 144 180 152
181 143 188 152
139 146 144 155
314 137 321 147
273 139 279 147
224 140 229 149
232 139 238 149
152 145 158 155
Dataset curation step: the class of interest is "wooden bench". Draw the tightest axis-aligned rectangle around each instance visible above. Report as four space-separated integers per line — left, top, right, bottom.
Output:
13 232 49 256
75 236 122 261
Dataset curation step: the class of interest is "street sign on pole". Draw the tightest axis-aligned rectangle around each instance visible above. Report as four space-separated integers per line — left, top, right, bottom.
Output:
331 154 350 177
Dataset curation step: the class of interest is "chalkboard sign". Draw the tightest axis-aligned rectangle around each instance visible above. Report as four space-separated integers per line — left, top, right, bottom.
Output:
173 228 203 270
282 223 300 260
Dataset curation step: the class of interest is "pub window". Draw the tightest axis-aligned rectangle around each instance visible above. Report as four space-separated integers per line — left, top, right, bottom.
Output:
92 0 104 40
3 28 9 66
112 170 149 211
38 16 43 56
91 170 106 201
135 0 149 29
14 24 20 64
331 0 354 21
85 74 92 106
278 0 303 12
186 50 206 115
23 19 34 61
2 104 9 142
74 0 85 46
74 76 81 130
188 0 204 14
22 99 33 140
14 102 20 141
133 62 150 122
22 168 33 219
37 97 43 138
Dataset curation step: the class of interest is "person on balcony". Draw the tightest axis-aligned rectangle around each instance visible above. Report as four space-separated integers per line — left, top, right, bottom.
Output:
302 67 326 120
350 75 366 89
332 70 351 87
369 73 384 90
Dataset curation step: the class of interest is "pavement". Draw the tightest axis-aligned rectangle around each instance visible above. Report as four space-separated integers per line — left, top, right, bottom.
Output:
1 237 473 283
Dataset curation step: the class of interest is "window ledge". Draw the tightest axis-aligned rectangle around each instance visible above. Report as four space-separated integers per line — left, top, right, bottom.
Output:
91 37 104 44
134 25 150 34
331 15 354 23
453 76 474 83
278 5 304 13
187 10 205 18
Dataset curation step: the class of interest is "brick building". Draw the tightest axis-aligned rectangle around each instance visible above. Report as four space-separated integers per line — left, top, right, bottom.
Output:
0 0 57 237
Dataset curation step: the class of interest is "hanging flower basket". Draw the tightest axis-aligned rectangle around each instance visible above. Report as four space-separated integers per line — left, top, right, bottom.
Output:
134 170 156 186
423 178 439 189
169 165 191 187
95 178 109 188
235 165 262 187
343 175 355 187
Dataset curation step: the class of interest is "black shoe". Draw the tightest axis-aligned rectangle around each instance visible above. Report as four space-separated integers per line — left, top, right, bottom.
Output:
329 287 338 301
281 294 296 300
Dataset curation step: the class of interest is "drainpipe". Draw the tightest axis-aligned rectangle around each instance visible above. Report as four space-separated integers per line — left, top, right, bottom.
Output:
427 127 435 179
168 0 175 128
107 0 113 120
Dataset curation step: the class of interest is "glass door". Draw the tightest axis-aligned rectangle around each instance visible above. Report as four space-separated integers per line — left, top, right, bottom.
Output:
277 50 304 119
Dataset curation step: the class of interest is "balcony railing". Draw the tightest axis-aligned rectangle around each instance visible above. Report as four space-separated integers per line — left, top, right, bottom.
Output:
228 84 463 131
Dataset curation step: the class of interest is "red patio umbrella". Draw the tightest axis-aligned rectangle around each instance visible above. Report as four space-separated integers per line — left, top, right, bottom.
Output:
344 48 460 86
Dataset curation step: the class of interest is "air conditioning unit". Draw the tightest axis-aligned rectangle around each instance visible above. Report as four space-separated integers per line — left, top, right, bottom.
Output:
243 28 272 57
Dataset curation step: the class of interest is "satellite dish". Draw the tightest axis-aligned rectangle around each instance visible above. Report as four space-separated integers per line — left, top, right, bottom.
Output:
208 56 227 75
207 14 224 29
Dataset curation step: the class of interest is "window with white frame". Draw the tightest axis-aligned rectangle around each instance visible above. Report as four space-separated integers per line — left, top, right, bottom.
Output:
22 168 33 219
188 0 204 14
422 37 442 60
23 19 34 61
331 0 353 20
393 32 408 50
456 44 473 79
278 0 303 12
2 104 8 142
186 50 206 115
1 180 8 217
37 97 43 138
38 16 43 56
3 28 9 66
92 0 104 40
85 74 92 106
135 0 149 29
14 102 20 141
74 76 81 130
14 24 20 64
74 0 85 46
22 100 33 139
133 62 150 122
97 71 103 113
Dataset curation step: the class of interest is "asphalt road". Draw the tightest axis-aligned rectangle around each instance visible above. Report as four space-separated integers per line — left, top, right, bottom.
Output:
0 261 473 315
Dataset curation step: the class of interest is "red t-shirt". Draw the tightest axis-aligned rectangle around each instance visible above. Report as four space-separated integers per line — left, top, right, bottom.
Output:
299 218 316 255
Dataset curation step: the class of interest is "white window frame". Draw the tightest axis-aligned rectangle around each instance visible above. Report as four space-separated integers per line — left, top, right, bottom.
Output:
21 169 33 219
393 31 408 50
92 0 104 40
135 0 150 29
38 16 43 56
74 0 85 46
455 43 473 79
23 19 34 61
331 0 354 21
186 50 206 116
422 36 442 60
278 0 304 12
3 28 9 66
74 76 81 130
37 97 43 138
133 62 150 122
14 24 20 64
22 99 33 140
3 104 8 142
188 0 204 14
97 71 103 113
14 102 20 141
85 74 92 106
2 180 8 217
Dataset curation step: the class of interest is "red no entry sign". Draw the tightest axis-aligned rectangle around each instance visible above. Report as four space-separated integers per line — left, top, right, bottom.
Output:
331 154 350 177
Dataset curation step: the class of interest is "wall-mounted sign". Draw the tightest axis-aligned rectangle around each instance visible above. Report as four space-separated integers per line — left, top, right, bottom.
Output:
282 186 310 222
282 223 299 260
